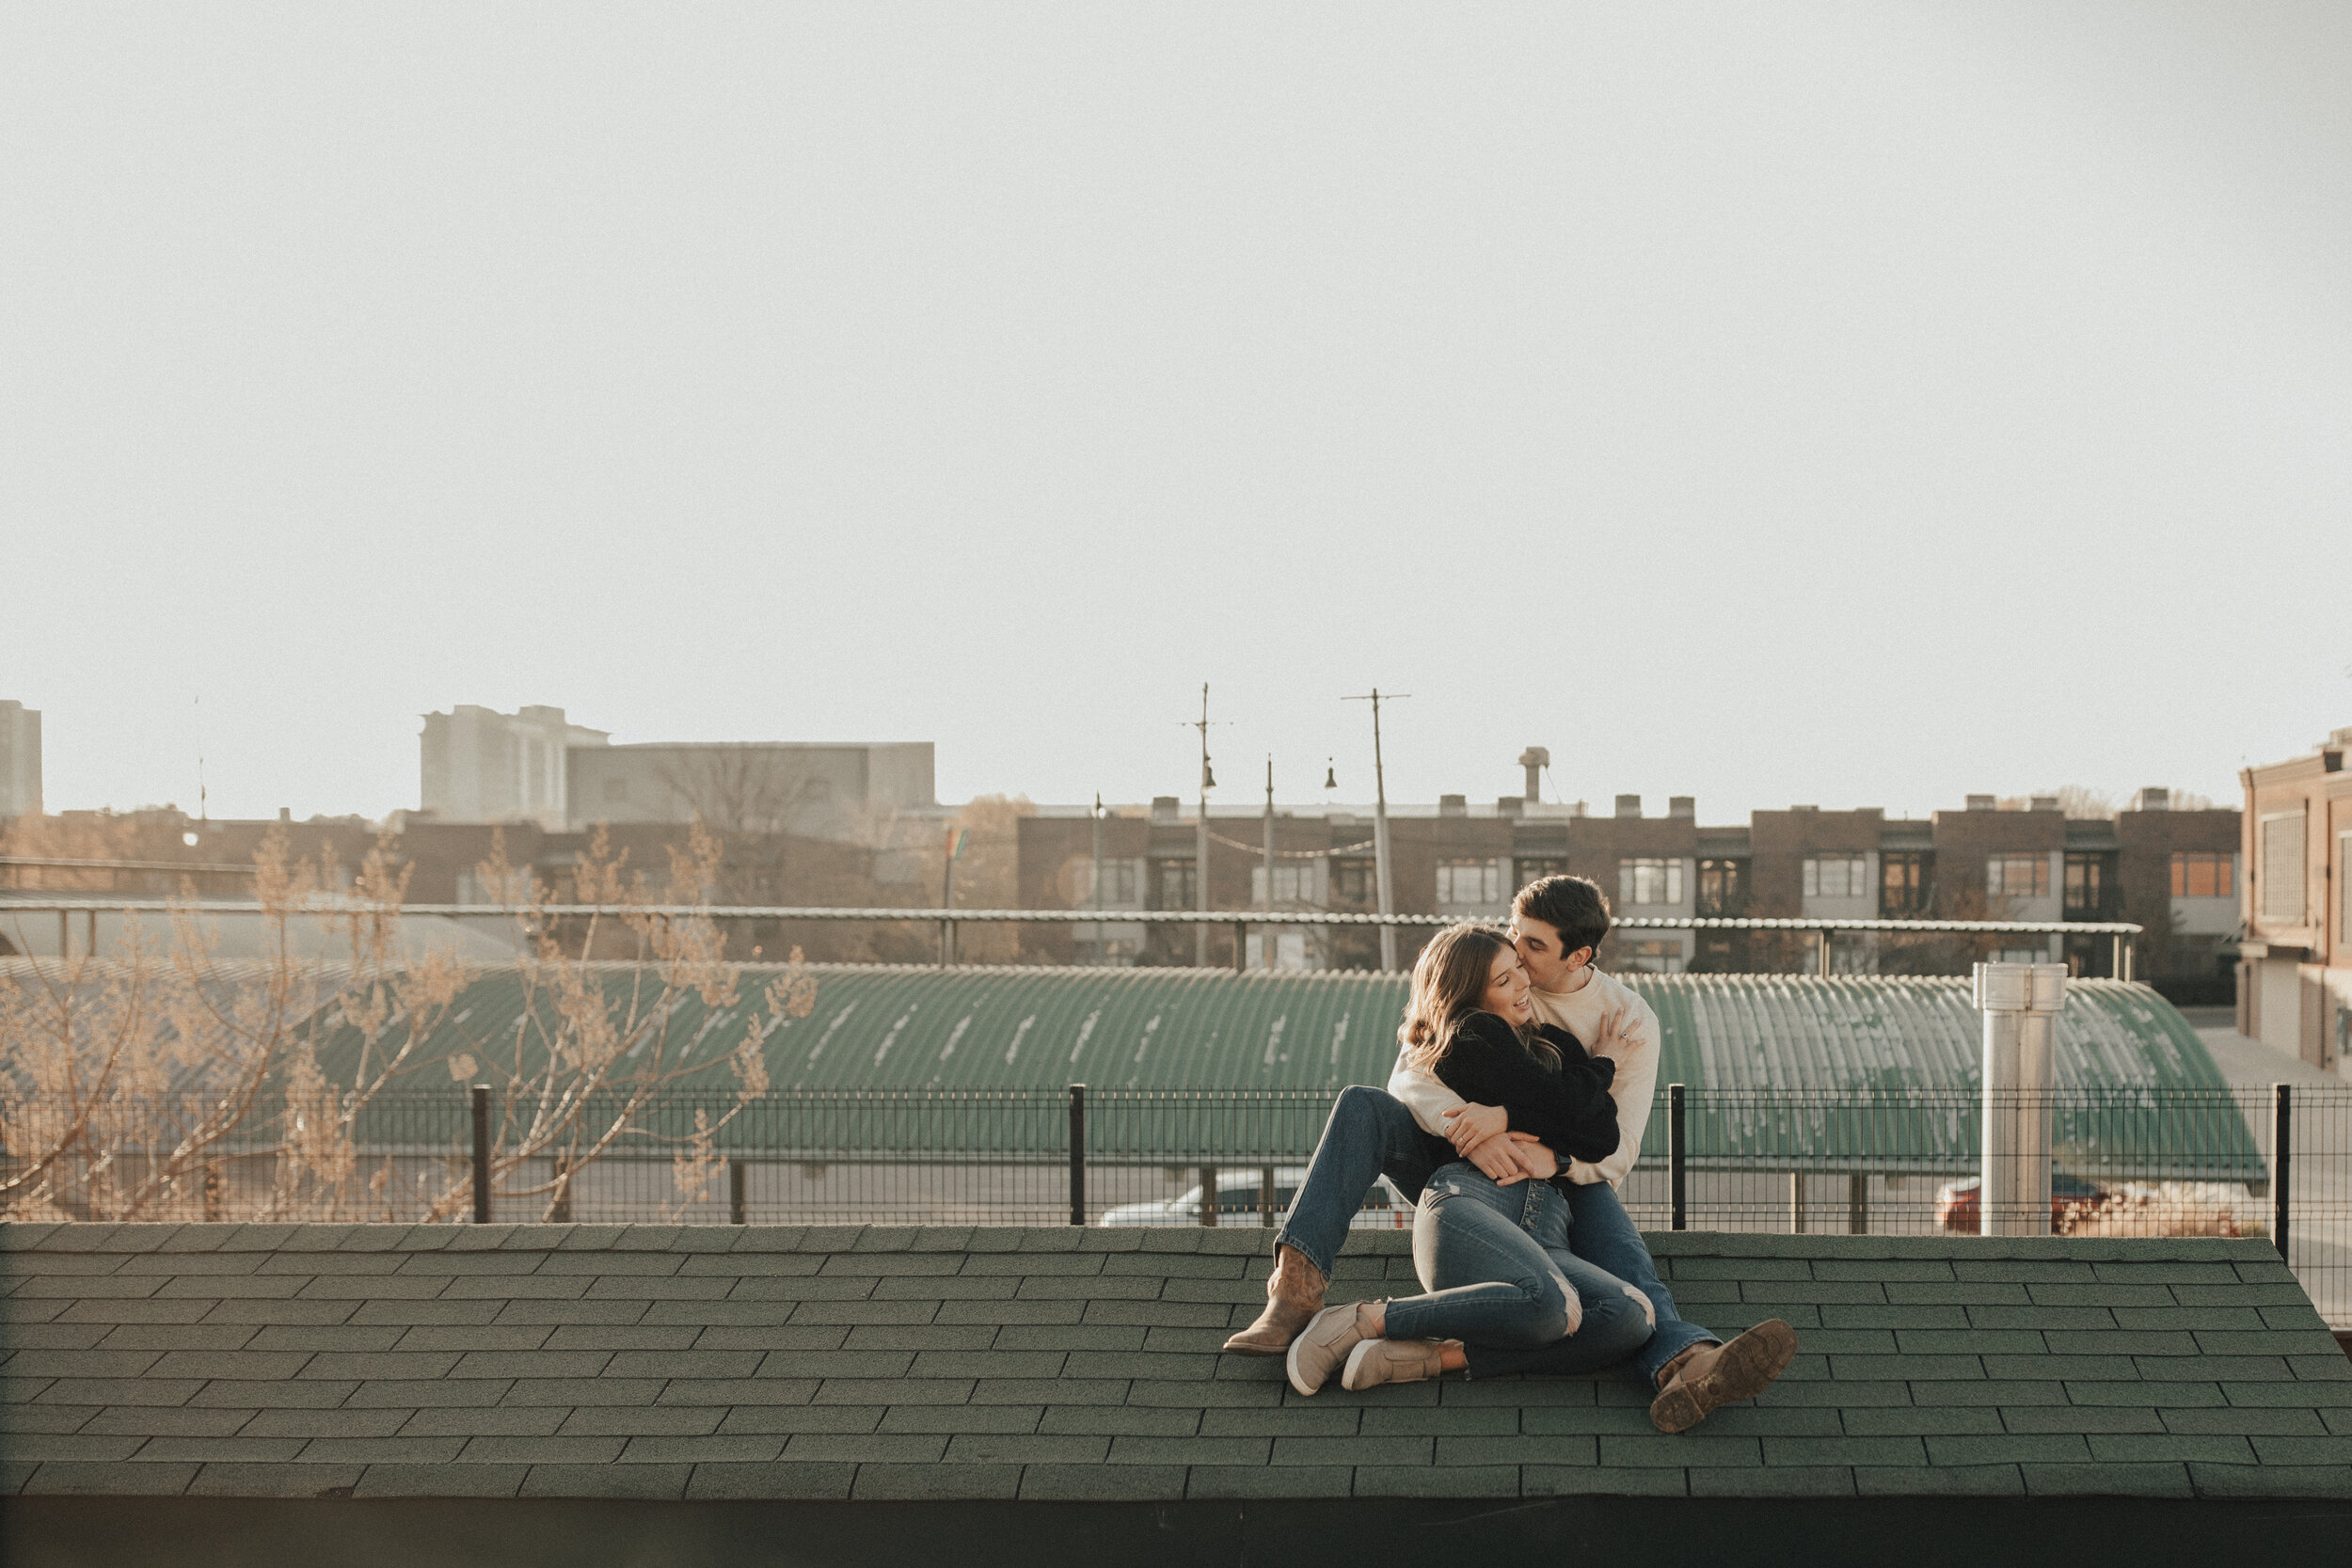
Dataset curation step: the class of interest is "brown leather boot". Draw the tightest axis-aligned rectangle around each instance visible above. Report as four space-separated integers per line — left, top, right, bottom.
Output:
1221 1244 1327 1355
1648 1319 1798 1433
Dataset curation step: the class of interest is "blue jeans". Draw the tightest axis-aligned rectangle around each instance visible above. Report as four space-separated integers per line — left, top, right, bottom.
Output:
1271 1085 1453 1280
1521 1179 1716 1387
1385 1163 1655 1376
1271 1085 1720 1389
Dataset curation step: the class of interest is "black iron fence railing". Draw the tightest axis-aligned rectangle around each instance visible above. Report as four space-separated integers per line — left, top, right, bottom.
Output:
5 1083 2344 1326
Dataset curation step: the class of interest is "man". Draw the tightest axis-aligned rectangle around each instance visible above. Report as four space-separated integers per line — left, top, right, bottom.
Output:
1223 875 1795 1433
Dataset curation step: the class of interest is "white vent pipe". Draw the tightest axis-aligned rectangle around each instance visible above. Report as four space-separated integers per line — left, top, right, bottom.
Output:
1974 961 2067 1237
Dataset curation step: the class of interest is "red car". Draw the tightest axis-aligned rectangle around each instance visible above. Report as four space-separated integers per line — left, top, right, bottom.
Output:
1935 1174 2107 1234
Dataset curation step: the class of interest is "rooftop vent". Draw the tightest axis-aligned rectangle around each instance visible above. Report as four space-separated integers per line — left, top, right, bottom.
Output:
1965 795 1997 812
1151 796 1180 823
1438 794 1468 817
1668 796 1695 820
1496 797 1523 819
1615 794 1642 818
1518 746 1549 803
1790 804 1819 813
2029 795 2059 813
2130 787 2170 812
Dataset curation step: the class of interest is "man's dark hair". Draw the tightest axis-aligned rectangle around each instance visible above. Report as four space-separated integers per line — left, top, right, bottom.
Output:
1512 874 1611 958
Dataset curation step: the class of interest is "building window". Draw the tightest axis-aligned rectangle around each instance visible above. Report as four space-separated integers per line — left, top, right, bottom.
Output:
1153 861 1197 910
1881 852 1931 915
1618 858 1683 908
1332 860 1377 904
2259 813 2305 923
2341 832 2351 949
2169 852 2234 899
1985 856 2050 900
1515 857 1566 890
1615 938 1686 974
1696 859 1748 917
1250 863 1319 905
1081 858 1141 905
1437 859 1506 906
1803 855 1867 899
2064 854 2110 917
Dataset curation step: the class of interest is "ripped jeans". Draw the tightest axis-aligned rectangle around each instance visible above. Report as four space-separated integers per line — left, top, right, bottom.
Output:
1380 1162 1659 1378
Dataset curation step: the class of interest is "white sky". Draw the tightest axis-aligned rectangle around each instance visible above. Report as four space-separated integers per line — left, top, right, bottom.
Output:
4 4 2348 824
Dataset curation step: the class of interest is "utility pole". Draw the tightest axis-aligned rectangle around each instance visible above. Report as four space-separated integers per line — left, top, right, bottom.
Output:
1343 689 1409 972
1262 757 1276 970
940 824 964 967
1090 793 1104 967
1187 685 1216 967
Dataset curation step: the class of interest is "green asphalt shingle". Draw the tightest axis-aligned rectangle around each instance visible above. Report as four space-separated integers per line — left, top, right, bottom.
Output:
3 1224 2346 1503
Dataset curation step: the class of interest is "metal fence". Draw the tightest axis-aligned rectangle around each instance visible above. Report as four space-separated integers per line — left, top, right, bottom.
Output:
6 1083 2345 1326
0 897 2145 978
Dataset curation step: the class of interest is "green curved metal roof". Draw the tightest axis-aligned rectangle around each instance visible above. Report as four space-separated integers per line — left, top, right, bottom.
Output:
331 965 2227 1095
314 968 2253 1177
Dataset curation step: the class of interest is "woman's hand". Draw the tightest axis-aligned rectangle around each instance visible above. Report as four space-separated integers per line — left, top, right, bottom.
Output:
1441 1101 1508 1155
1585 1001 1636 1063
1505 1132 1560 1181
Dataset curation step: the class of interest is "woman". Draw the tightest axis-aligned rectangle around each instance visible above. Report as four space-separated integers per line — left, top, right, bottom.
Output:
1284 924 1660 1396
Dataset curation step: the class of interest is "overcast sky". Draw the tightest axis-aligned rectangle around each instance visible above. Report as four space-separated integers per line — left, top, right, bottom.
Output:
4 4 2348 825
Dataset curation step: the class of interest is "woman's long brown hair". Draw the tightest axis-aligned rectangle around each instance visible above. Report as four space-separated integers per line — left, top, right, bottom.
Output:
1396 924 1557 1074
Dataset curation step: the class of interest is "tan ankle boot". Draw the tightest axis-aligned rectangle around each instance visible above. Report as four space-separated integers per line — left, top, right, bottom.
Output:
1222 1244 1328 1355
1648 1319 1798 1433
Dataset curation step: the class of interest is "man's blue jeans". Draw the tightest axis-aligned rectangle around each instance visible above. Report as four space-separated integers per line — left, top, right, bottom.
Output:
1519 1178 1715 1388
1270 1085 1719 1389
1271 1085 1451 1279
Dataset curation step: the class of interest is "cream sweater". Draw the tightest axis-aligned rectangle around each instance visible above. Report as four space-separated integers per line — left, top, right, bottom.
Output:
1386 965 1661 1187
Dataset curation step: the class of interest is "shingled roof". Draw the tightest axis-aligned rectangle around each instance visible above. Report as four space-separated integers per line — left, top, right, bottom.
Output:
3 1223 2346 1507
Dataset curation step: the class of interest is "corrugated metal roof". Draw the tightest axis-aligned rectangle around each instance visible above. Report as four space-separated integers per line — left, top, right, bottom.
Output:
303 967 2256 1177
322 965 2227 1096
1648 974 2221 1094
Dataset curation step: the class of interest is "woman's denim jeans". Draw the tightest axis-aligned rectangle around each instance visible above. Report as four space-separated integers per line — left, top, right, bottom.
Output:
1380 1162 1657 1377
1269 1085 1719 1387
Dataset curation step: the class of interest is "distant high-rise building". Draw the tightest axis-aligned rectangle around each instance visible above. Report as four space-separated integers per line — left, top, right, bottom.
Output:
0 700 40 818
419 705 610 829
417 705 935 842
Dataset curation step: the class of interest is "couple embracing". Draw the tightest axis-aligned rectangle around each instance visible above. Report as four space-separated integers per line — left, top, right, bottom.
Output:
1224 875 1796 1433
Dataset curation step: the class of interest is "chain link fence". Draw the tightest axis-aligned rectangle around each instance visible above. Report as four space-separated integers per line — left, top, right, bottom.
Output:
5 1084 2344 1326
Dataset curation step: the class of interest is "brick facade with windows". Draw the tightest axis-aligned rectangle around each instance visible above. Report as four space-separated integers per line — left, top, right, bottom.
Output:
2238 727 2352 1074
1012 784 2244 985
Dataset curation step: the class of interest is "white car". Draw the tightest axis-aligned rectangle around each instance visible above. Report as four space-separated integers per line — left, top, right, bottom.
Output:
1098 1168 1413 1228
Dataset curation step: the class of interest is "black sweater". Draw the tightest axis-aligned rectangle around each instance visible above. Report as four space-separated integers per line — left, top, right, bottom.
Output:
1428 1011 1623 1168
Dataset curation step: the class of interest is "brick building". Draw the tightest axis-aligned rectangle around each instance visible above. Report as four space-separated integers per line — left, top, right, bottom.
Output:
0 807 925 965
2238 725 2352 1073
1014 769 2243 991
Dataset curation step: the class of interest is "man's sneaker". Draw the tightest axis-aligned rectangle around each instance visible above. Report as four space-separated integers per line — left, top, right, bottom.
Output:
1285 1301 1373 1396
1648 1319 1798 1433
1339 1337 1450 1392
